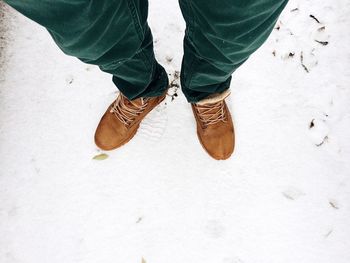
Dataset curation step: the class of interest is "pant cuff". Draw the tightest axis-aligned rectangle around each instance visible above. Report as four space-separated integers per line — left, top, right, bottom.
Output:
195 89 231 105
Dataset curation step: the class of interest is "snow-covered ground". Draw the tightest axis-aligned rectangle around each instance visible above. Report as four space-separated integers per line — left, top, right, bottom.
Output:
1 0 350 262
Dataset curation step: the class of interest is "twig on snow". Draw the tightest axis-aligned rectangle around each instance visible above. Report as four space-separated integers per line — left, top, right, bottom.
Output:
309 14 321 23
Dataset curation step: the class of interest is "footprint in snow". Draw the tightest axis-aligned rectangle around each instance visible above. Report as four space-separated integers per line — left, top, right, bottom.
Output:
203 220 226 239
308 118 329 147
138 98 168 144
282 187 305 200
136 71 179 143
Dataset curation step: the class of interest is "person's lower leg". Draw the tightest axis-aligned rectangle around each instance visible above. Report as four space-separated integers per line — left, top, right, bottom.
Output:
179 0 288 159
179 0 289 103
4 0 168 99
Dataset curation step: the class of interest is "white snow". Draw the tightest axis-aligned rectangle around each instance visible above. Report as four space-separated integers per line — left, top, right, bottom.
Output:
1 0 350 263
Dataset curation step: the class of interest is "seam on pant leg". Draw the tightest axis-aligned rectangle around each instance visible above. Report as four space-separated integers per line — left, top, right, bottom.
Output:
186 0 203 90
126 0 144 41
126 0 154 78
185 0 195 38
182 0 197 88
187 55 200 89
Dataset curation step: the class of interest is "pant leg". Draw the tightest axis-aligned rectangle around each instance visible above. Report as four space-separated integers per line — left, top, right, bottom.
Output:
4 0 168 100
179 0 288 103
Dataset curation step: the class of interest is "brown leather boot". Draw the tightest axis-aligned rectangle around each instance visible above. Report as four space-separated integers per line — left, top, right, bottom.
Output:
191 91 235 160
95 91 167 151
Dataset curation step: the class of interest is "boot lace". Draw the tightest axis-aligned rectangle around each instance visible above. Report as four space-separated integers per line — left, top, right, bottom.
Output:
110 93 150 126
195 101 227 127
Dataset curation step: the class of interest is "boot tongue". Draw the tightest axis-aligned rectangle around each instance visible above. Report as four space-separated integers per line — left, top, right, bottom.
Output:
130 97 145 107
125 98 145 108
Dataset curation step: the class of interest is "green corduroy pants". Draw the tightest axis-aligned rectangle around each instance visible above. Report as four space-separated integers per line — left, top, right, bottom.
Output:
4 0 288 102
